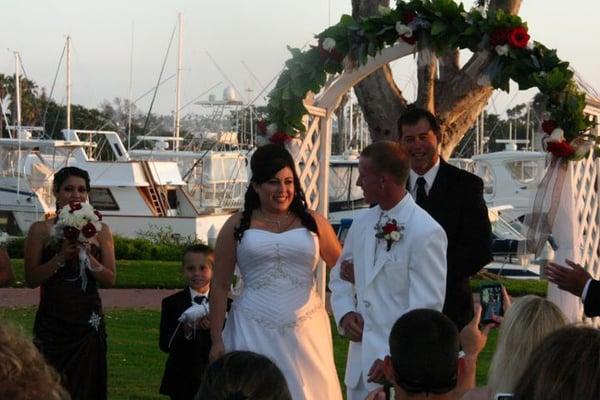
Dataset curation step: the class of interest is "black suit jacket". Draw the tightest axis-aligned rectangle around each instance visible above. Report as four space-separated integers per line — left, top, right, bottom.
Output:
413 159 492 330
159 289 211 400
584 279 600 318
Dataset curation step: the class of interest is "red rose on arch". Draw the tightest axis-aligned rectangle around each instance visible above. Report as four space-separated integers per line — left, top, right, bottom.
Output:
68 201 82 213
489 28 510 47
269 132 292 146
81 222 97 239
546 141 575 158
401 35 417 45
63 226 80 241
402 10 416 24
541 120 558 134
383 222 397 234
508 26 530 49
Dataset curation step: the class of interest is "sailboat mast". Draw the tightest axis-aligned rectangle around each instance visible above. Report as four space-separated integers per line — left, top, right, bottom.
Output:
66 36 72 131
174 13 183 152
14 52 22 130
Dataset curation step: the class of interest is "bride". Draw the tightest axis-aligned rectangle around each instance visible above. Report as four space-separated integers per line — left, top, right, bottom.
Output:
209 144 343 400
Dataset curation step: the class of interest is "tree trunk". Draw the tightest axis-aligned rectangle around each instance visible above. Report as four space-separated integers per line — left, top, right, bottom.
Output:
352 0 523 156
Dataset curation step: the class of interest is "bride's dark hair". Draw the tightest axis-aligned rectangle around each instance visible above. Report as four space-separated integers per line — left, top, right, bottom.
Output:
234 144 318 241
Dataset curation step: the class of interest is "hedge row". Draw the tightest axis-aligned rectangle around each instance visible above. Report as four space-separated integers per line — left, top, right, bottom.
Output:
3 235 199 261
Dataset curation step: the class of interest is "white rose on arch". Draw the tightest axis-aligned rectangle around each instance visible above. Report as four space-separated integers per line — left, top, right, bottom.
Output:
266 123 278 138
395 22 413 37
547 128 565 143
322 37 336 52
495 44 510 56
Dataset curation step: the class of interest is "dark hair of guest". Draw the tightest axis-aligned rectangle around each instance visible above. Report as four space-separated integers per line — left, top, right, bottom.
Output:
53 166 91 193
397 106 442 142
195 350 292 400
234 144 317 241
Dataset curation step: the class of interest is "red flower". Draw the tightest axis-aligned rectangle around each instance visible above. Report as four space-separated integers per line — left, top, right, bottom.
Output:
63 226 80 241
402 10 416 24
401 35 417 45
489 28 510 47
541 120 558 134
508 26 530 49
68 201 82 213
546 141 575 158
269 132 292 146
383 222 397 234
94 210 103 221
257 120 267 136
81 222 97 238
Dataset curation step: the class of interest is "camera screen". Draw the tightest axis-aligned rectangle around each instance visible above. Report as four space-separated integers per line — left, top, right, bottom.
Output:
481 285 502 321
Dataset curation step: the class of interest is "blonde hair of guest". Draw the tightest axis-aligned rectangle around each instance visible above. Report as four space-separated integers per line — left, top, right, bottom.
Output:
487 295 568 394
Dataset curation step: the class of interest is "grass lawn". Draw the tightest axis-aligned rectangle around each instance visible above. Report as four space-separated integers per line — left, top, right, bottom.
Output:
9 259 548 297
0 307 497 400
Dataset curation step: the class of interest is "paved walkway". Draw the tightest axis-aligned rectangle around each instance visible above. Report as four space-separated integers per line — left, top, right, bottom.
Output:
0 288 178 309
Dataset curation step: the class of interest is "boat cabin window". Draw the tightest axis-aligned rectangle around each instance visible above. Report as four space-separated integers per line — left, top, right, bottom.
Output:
167 189 178 209
89 188 120 211
475 162 495 195
505 160 539 185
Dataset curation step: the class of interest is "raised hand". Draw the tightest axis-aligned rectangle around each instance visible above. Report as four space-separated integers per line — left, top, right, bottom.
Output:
341 311 364 342
340 259 355 284
546 259 591 297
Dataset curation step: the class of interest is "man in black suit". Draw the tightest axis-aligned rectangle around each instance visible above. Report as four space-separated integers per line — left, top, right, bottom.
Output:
546 259 600 317
398 108 492 330
159 244 214 400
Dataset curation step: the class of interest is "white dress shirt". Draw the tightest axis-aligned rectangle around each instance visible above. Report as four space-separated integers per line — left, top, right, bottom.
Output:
409 158 441 197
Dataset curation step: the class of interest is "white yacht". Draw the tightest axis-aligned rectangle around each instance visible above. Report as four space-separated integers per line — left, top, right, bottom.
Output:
0 128 232 242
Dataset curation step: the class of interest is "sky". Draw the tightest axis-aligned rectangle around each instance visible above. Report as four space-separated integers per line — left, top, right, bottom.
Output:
2 0 600 118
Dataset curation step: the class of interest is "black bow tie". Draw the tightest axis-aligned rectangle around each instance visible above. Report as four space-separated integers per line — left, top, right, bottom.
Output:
193 295 207 305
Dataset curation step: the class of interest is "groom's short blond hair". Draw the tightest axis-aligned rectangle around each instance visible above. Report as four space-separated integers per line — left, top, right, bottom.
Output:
360 141 410 185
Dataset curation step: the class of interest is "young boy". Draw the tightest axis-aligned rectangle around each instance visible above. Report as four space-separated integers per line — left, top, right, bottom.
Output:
159 244 214 400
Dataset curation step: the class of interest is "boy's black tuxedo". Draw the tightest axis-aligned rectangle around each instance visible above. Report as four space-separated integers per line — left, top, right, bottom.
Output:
584 279 600 317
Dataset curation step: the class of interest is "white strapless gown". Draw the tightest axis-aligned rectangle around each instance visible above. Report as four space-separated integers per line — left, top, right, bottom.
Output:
223 228 343 400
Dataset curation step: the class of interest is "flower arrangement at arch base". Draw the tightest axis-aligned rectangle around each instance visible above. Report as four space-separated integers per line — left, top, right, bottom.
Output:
257 0 598 161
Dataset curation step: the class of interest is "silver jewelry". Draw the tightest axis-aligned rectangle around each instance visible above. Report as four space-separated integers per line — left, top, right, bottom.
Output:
259 210 292 229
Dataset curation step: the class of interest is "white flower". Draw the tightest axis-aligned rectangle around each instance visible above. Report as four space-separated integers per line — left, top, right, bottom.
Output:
266 123 278 137
384 233 391 241
526 40 534 50
322 37 336 52
390 231 402 241
377 5 391 15
495 44 510 56
395 22 413 37
547 128 565 143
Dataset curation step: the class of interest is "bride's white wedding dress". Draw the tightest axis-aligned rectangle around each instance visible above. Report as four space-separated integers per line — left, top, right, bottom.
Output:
223 227 343 400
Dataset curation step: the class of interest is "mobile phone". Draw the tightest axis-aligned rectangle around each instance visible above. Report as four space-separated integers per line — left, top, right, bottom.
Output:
383 384 395 400
480 282 503 324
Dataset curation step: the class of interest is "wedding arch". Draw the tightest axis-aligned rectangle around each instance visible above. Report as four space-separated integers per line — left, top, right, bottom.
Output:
259 0 599 324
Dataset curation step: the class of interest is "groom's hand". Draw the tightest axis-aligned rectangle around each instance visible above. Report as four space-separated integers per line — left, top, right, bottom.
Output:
340 259 355 284
341 311 364 342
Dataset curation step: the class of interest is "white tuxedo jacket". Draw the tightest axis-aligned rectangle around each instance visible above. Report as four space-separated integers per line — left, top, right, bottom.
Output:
329 194 447 388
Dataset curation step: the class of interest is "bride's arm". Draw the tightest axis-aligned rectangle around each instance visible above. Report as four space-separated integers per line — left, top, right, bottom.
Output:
87 223 116 288
310 211 341 267
24 221 74 288
209 213 240 361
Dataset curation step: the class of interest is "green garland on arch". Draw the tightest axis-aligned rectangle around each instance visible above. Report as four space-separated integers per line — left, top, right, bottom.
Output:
260 0 596 160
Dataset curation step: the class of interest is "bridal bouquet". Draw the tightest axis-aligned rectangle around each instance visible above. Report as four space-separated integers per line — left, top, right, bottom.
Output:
55 201 103 290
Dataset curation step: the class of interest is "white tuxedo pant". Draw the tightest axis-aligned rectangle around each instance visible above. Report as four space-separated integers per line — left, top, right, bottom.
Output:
347 373 381 400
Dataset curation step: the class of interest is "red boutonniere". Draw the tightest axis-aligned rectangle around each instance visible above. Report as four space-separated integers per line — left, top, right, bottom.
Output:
375 215 405 251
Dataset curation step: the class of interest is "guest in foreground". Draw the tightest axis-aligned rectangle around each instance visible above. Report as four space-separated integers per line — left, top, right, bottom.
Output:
0 320 70 400
546 259 600 317
330 141 447 400
0 246 14 287
160 244 215 400
196 350 292 400
461 294 568 400
24 166 116 400
209 144 343 400
513 326 600 400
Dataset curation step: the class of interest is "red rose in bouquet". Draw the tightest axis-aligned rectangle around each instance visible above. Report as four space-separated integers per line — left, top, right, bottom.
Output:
383 222 397 234
63 226 80 241
68 201 83 213
94 210 103 221
81 222 98 239
269 132 292 146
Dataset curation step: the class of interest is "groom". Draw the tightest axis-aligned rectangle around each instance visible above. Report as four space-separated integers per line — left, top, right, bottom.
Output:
329 141 448 400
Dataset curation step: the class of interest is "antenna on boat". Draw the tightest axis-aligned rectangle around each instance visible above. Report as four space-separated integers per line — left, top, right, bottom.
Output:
14 52 22 132
66 35 72 131
174 13 183 152
127 22 135 151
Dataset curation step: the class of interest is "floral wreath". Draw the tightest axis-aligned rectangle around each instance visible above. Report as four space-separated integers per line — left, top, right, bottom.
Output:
258 0 596 161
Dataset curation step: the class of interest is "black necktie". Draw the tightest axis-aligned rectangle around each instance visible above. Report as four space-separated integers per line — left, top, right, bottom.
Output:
416 177 427 207
193 295 207 305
